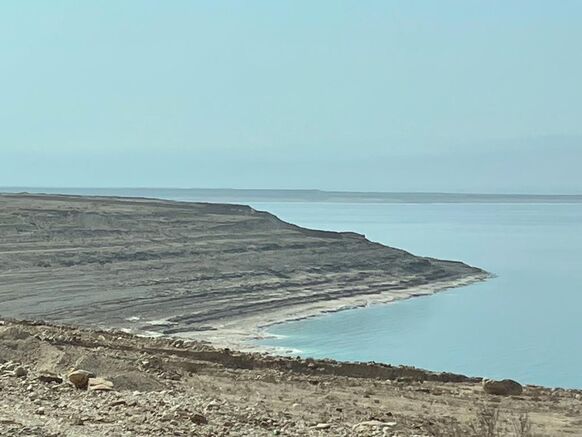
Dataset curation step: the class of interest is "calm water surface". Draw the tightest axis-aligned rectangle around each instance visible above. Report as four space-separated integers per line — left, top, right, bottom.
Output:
246 202 582 389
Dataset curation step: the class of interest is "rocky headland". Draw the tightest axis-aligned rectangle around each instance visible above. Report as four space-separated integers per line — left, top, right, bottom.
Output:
0 193 486 348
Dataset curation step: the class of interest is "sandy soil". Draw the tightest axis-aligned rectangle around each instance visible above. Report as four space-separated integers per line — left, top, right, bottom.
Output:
0 193 486 349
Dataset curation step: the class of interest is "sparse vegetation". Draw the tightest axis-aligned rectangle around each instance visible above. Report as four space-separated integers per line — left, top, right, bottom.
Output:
469 404 501 437
512 412 534 437
428 405 537 437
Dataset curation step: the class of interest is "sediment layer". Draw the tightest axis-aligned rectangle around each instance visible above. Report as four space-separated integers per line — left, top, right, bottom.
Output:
0 193 485 342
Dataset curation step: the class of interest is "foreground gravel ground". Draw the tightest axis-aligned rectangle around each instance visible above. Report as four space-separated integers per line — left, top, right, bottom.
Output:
1 320 582 436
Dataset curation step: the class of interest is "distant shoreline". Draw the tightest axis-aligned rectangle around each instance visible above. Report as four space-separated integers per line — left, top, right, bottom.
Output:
2 186 582 203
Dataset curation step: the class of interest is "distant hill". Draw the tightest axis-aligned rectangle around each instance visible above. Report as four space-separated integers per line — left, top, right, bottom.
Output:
1 187 582 203
0 193 485 340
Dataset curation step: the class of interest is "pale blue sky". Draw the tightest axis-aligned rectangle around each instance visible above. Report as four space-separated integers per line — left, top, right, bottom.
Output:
1 1 581 192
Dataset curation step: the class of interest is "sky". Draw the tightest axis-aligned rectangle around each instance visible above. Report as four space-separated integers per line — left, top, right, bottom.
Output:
1 1 581 193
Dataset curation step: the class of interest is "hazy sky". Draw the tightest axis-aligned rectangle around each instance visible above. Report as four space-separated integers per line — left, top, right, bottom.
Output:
1 1 581 193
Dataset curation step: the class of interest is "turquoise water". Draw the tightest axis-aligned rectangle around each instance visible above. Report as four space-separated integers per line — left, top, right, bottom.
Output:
249 202 582 389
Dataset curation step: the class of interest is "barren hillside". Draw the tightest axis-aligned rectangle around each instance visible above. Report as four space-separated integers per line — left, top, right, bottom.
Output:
0 194 485 341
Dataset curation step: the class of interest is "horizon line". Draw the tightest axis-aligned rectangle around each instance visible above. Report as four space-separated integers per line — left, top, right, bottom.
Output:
1 186 582 197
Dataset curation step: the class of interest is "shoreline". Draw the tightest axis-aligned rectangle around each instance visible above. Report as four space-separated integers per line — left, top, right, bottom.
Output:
1 193 485 352
172 272 490 354
1 193 493 389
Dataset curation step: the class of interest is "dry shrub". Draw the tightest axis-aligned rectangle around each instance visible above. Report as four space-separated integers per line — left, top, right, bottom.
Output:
469 405 501 437
511 412 533 437
427 405 536 437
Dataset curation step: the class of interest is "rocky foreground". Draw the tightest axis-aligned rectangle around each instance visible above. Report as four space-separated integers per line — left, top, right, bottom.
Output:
1 320 581 436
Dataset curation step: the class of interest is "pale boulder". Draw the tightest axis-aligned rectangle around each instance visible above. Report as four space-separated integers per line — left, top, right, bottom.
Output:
88 377 114 391
68 370 96 389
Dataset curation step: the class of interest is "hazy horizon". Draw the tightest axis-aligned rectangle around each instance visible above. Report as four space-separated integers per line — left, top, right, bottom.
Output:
2 186 582 198
2 2 581 193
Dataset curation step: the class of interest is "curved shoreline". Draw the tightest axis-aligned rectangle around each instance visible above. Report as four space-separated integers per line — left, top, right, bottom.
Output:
0 193 485 345
173 272 490 353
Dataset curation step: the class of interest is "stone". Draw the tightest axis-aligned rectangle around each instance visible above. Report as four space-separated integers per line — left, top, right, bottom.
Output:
89 377 114 391
204 400 220 411
353 420 397 432
68 370 95 389
482 378 523 396
313 423 331 430
91 384 114 391
110 399 127 407
38 373 63 384
191 413 208 425
13 367 27 378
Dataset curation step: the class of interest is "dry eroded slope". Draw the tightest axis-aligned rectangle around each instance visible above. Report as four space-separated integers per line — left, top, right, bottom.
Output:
0 194 483 335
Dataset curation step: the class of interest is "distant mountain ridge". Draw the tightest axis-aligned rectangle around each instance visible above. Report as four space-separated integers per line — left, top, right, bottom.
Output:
1 187 582 203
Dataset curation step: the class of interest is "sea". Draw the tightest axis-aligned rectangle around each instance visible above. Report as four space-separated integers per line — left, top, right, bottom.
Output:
250 201 582 389
3 188 582 388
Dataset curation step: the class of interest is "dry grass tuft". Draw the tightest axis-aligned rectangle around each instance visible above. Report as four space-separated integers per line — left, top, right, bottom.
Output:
427 405 537 437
